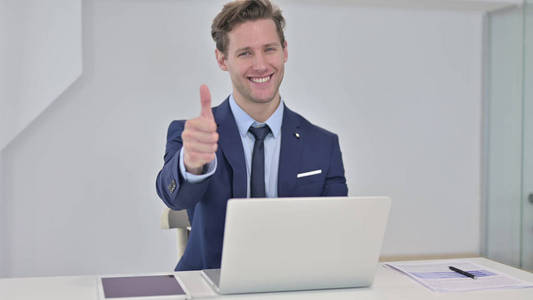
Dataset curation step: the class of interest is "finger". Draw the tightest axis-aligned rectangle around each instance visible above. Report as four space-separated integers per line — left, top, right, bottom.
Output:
200 84 214 120
185 151 216 165
184 141 218 154
182 130 218 144
186 117 217 133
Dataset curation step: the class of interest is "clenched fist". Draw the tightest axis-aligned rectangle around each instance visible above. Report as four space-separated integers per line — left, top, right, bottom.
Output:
182 85 219 175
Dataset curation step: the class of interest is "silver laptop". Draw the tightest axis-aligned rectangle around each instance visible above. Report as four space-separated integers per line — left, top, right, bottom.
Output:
201 196 391 294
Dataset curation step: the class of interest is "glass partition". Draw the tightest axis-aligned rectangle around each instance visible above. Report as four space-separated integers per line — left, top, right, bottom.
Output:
521 1 533 271
484 1 533 271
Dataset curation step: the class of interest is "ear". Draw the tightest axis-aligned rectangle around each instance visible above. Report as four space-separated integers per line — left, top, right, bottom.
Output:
283 41 288 63
215 49 228 71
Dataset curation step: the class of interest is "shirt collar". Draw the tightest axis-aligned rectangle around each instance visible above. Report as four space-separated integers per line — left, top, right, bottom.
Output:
229 94 283 139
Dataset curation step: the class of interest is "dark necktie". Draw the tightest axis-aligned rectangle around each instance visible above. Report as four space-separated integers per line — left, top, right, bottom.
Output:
248 125 271 198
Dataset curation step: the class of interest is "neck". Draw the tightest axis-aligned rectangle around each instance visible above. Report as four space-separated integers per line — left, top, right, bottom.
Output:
233 93 281 123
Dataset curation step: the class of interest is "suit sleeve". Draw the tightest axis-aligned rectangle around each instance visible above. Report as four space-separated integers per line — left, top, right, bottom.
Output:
156 120 212 210
322 134 348 196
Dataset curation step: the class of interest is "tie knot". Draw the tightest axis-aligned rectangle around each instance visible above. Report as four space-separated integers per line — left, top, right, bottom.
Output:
249 125 271 141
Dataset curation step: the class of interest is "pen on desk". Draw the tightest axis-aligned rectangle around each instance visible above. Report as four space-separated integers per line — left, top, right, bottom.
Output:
449 266 476 279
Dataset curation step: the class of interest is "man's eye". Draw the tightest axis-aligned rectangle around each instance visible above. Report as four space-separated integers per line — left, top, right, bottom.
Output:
266 48 276 52
238 51 250 57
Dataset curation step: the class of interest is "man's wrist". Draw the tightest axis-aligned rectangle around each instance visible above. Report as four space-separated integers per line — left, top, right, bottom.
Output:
186 164 204 175
179 149 217 183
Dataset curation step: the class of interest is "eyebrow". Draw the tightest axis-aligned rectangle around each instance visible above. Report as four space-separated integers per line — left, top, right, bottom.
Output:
263 43 280 48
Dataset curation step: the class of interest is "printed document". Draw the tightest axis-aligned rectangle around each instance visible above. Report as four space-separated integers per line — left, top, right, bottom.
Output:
385 260 533 292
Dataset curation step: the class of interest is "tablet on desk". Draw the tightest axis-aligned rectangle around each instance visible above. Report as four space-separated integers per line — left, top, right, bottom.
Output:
98 274 191 299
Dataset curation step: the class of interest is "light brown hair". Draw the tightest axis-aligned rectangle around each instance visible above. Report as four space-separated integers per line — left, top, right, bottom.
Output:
211 0 286 55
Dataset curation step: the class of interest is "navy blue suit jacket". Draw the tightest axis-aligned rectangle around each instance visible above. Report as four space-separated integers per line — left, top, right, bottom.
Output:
156 98 348 271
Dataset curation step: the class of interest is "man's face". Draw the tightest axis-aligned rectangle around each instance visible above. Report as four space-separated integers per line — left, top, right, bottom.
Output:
216 19 288 106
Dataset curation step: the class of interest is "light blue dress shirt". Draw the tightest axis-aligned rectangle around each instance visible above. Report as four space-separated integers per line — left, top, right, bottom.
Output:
179 94 283 198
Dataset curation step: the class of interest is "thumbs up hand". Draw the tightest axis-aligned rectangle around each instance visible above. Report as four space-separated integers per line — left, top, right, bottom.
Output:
182 85 219 175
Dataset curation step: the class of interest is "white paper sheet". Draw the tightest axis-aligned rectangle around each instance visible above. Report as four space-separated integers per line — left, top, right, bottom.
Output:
385 260 533 292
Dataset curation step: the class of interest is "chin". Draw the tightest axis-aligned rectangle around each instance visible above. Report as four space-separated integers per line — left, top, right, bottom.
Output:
250 95 276 104
249 89 278 102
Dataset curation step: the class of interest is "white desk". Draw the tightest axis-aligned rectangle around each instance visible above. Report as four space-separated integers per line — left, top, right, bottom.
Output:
1 258 532 300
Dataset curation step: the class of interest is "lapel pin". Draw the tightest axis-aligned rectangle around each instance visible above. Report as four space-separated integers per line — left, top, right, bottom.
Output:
295 132 300 139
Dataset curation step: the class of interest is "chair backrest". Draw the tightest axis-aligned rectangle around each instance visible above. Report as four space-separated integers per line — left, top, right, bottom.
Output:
161 208 191 260
161 208 190 230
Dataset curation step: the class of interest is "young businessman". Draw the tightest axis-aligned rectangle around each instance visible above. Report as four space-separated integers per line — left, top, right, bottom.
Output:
156 0 348 271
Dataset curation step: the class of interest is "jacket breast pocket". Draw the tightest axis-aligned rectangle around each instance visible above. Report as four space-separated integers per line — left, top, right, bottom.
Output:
293 169 325 196
296 169 323 185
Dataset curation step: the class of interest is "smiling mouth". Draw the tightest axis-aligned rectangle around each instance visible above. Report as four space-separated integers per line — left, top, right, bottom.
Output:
248 74 272 83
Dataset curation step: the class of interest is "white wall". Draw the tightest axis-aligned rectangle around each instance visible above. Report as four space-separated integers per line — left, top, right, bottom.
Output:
0 0 6 148
281 2 483 258
0 0 7 278
0 154 5 278
2 0 486 277
0 0 82 151
0 0 82 278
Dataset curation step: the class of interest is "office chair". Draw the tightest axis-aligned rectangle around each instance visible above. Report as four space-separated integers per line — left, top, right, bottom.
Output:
160 208 191 260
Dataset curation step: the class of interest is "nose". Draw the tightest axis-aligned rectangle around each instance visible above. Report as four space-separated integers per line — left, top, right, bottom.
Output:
252 53 267 72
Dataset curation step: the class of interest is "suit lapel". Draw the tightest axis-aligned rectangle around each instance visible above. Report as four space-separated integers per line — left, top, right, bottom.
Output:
214 99 247 198
277 106 303 197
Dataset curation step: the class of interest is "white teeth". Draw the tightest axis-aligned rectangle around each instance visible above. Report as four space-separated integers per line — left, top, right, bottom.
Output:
250 76 270 83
